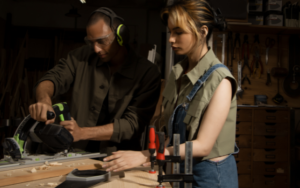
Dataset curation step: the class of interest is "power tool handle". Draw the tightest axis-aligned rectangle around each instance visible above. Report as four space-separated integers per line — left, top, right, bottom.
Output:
52 103 71 121
47 111 55 120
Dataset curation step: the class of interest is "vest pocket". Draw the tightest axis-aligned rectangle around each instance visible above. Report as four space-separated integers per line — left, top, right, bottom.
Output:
183 100 206 125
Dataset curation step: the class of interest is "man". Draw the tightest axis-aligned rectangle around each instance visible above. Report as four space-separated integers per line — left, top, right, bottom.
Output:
29 7 161 155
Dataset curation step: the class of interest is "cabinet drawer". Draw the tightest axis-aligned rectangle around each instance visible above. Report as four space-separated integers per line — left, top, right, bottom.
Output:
253 149 288 161
253 123 289 136
236 122 252 135
253 136 288 149
253 162 288 175
236 161 251 174
254 109 289 123
252 175 289 188
234 148 251 161
238 174 251 188
237 109 252 121
236 135 252 148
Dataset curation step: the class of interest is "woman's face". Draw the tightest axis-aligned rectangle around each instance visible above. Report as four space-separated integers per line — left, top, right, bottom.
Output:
168 18 195 55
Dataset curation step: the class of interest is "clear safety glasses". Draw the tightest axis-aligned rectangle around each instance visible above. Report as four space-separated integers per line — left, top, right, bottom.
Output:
84 32 114 47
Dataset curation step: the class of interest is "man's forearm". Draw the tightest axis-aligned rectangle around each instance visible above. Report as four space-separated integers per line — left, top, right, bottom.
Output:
80 123 114 141
36 80 54 105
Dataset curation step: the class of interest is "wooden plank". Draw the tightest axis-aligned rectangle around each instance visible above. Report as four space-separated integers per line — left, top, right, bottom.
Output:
2 165 171 188
1 159 171 188
0 159 102 187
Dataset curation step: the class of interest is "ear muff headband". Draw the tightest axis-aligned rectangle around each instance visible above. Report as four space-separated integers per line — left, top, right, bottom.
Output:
90 7 126 46
117 24 124 46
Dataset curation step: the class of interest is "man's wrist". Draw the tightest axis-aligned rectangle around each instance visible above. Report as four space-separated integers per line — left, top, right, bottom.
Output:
78 127 87 141
37 97 52 106
141 150 151 163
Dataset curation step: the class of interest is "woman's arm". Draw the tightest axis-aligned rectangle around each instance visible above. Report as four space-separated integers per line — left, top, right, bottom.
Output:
103 78 232 171
164 78 232 158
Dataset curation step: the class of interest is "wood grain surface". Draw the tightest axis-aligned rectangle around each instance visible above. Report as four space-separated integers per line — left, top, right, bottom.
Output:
1 159 171 188
0 159 101 187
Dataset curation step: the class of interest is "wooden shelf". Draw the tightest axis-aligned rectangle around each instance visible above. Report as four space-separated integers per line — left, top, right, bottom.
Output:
227 23 300 35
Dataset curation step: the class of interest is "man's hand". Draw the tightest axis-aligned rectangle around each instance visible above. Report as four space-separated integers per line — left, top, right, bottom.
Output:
60 117 82 142
29 102 55 125
102 150 150 172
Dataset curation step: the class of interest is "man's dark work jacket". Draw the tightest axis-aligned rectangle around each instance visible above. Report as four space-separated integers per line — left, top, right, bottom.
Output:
35 45 161 154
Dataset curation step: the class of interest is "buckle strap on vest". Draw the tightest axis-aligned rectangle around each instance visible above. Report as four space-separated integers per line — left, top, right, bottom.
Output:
186 64 229 101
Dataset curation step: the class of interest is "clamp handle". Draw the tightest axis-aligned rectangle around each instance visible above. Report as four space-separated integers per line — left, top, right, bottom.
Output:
156 132 165 161
148 126 156 153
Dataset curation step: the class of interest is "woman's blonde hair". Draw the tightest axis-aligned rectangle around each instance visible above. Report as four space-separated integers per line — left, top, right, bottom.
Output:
161 0 220 44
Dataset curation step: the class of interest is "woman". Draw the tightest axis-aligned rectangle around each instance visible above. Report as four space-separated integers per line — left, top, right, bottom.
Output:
103 0 238 187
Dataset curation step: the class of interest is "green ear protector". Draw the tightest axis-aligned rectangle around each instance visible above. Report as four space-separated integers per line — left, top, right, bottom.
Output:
91 7 129 46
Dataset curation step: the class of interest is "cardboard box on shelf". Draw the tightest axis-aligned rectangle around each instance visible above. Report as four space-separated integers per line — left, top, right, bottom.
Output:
265 0 282 12
265 14 283 26
249 0 263 12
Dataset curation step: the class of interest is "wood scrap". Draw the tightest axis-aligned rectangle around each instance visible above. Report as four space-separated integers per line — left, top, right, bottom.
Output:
46 182 58 187
49 162 62 166
38 165 50 170
30 168 36 173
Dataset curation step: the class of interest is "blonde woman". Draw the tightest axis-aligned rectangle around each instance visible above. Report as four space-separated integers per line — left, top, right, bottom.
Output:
103 0 238 187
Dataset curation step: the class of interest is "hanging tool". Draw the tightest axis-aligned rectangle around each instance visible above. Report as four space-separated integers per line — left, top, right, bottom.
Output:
242 35 252 81
266 69 272 86
242 74 251 85
272 78 285 104
227 32 233 72
148 126 156 174
233 33 241 58
251 46 264 78
252 34 260 53
236 45 243 99
265 37 276 65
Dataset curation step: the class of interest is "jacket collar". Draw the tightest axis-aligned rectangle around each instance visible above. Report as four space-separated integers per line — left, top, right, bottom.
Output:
173 48 216 85
95 46 138 79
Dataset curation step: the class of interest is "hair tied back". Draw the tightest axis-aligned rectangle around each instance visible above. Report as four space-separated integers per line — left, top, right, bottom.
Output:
212 7 227 31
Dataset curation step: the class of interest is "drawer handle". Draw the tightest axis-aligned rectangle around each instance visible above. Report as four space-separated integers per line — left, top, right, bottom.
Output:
266 155 276 159
266 116 276 120
266 168 276 172
266 129 276 133
266 142 276 146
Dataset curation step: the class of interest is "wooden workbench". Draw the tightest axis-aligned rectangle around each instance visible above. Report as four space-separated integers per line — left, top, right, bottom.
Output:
1 158 171 188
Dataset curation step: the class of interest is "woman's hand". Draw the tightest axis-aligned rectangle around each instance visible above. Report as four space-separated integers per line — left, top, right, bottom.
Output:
102 150 150 172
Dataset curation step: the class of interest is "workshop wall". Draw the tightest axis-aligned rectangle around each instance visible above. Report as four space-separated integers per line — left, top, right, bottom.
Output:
0 0 12 20
213 32 300 107
0 18 5 48
0 0 166 55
